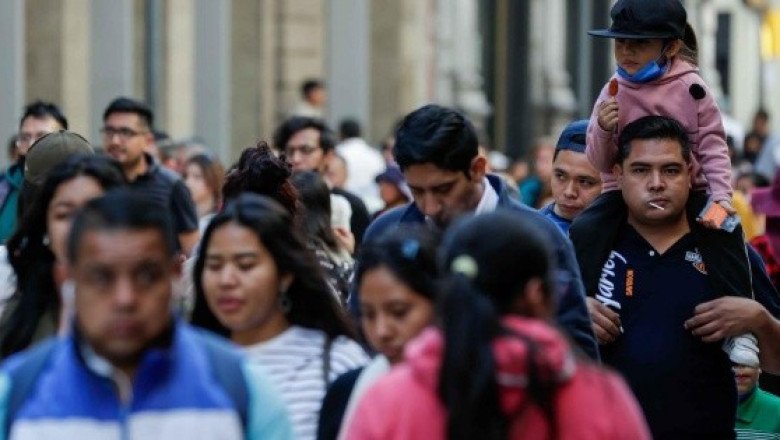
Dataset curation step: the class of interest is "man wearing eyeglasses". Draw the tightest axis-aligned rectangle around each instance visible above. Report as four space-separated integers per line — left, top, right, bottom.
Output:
273 116 371 246
0 101 68 242
101 97 199 256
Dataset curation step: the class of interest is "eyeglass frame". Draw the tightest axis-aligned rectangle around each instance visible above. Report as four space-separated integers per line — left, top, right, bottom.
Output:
100 126 149 141
16 131 54 147
283 143 322 158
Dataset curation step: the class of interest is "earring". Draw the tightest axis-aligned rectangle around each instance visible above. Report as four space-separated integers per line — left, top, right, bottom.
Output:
42 234 51 246
279 290 292 314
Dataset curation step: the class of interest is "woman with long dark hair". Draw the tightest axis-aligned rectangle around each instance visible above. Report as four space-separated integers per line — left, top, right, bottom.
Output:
0 155 125 357
317 226 439 440
291 171 354 302
345 211 650 439
183 153 225 232
192 194 368 440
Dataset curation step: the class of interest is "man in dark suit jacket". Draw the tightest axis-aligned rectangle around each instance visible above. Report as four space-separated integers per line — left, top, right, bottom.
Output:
360 104 599 360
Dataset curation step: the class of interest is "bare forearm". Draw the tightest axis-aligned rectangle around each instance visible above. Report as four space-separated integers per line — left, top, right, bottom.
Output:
755 308 780 374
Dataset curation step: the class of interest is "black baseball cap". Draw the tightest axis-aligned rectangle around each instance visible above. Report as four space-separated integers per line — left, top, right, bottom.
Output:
588 0 687 40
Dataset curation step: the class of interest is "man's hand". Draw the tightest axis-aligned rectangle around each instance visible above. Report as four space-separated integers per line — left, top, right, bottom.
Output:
684 297 765 342
597 98 619 132
586 297 622 345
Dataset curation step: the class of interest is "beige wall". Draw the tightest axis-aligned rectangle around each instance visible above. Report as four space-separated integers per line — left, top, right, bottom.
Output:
20 0 440 161
25 0 63 105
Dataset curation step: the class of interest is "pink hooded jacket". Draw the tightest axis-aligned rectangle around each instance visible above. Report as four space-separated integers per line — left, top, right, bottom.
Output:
345 317 650 440
587 59 732 202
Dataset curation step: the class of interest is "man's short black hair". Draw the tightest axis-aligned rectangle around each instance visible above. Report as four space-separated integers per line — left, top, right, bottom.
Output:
68 188 178 263
102 97 154 129
339 118 361 139
393 104 478 175
301 79 324 99
273 116 336 153
617 116 691 164
19 101 68 130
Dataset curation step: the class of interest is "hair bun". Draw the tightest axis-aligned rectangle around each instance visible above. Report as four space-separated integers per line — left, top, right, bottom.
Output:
227 142 291 194
222 141 300 217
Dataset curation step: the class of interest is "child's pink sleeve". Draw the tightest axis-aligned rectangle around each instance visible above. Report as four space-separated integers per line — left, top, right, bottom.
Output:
586 82 618 174
694 85 732 202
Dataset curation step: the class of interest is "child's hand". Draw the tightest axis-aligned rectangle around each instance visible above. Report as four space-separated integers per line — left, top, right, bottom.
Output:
697 199 736 230
717 199 736 215
597 98 619 132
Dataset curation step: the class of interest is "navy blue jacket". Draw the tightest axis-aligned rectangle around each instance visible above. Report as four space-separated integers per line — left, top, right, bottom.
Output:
359 174 599 360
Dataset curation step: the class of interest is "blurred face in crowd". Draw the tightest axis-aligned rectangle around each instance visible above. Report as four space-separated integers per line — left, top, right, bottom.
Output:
325 155 347 189
71 227 178 375
753 114 769 137
534 144 555 181
47 176 107 263
17 116 63 156
284 128 330 173
551 150 602 220
733 364 761 396
184 162 214 213
404 157 487 229
379 181 407 207
359 266 434 364
307 86 326 107
103 112 152 174
201 222 293 345
744 135 763 157
615 138 691 227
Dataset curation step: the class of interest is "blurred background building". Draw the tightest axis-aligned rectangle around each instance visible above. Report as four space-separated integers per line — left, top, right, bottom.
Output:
0 0 778 165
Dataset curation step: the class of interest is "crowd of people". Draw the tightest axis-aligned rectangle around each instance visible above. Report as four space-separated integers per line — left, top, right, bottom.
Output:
0 0 780 439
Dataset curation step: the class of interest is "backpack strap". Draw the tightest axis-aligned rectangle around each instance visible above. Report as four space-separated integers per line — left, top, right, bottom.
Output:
195 330 249 429
4 338 58 438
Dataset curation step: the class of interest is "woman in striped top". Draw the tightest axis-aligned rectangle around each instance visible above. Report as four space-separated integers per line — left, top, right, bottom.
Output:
192 194 368 440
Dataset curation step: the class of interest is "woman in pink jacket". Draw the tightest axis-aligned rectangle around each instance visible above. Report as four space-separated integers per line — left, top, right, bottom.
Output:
345 211 650 440
569 0 757 368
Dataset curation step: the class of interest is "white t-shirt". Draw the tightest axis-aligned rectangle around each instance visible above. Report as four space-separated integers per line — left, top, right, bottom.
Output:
243 326 368 440
336 138 386 213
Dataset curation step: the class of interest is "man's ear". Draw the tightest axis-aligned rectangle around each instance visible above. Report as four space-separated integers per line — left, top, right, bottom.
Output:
613 163 624 187
687 161 694 188
143 130 155 148
320 149 336 173
470 155 488 181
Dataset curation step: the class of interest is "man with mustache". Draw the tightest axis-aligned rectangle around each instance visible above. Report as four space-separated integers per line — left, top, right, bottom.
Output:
577 115 780 439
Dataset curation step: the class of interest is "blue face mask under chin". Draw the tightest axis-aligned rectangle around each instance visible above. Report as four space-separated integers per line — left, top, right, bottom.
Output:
617 46 669 84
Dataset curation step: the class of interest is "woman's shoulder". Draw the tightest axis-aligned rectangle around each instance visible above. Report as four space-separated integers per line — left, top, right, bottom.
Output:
329 336 370 369
345 364 444 437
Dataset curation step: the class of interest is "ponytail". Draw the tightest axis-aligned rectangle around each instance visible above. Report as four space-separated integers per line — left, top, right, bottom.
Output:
437 275 507 440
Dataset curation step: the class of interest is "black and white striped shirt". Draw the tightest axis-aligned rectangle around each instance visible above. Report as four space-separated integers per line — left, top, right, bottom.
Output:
244 326 369 440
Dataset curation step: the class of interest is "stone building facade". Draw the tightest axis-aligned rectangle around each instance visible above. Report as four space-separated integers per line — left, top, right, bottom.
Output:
0 0 773 165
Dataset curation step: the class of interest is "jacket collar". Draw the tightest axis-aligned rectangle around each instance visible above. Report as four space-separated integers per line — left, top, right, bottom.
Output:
398 173 513 223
